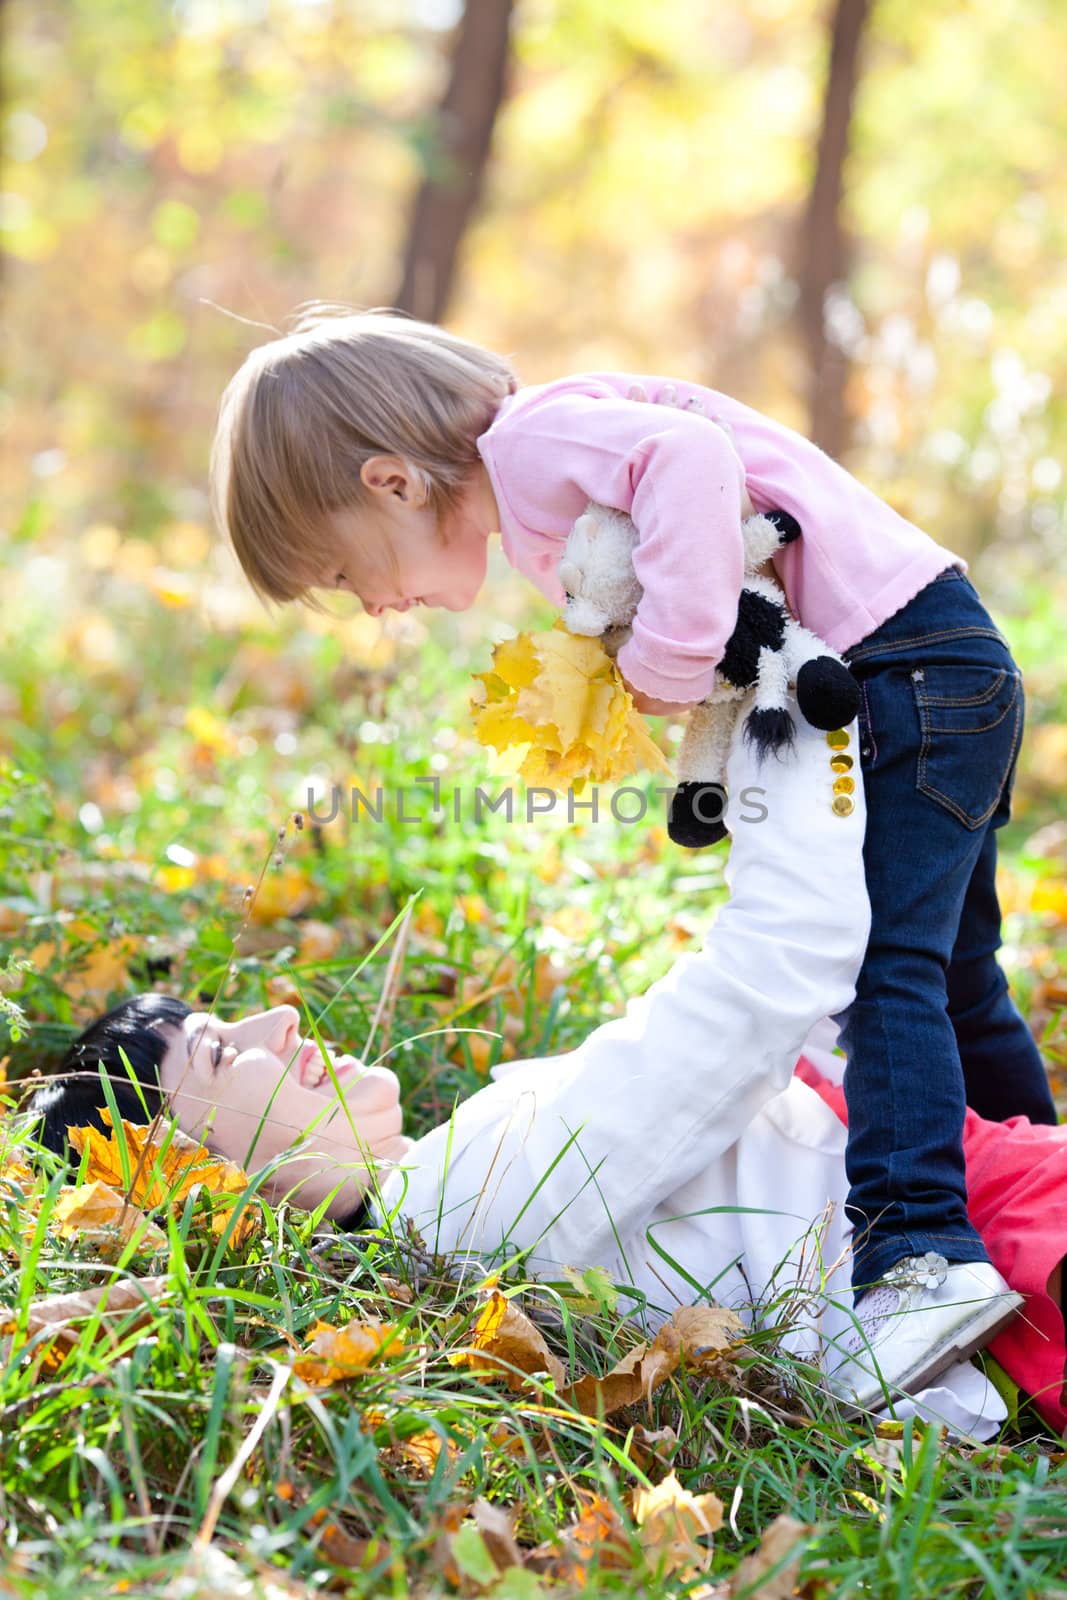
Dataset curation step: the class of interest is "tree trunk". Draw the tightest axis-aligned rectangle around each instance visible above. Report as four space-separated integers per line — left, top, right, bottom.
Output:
796 0 872 459
394 0 515 323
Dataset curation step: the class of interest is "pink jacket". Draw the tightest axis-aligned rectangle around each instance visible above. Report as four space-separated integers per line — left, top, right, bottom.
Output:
475 372 965 702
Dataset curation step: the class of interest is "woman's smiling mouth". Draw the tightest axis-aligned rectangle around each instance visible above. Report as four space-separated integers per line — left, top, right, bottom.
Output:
295 1039 358 1089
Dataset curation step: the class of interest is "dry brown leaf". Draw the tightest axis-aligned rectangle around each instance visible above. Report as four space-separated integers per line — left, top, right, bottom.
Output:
431 1500 472 1590
51 1179 167 1257
447 1290 566 1392
68 1109 256 1241
728 1514 813 1597
566 1322 682 1417
672 1304 746 1366
315 1521 376 1571
625 1422 681 1474
472 1497 523 1572
292 1318 405 1386
1 1275 169 1374
633 1469 724 1581
390 1430 448 1477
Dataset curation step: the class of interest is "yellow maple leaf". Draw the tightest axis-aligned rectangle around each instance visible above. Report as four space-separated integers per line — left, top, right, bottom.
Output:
67 1111 256 1242
448 1289 567 1391
293 1318 406 1385
363 1407 455 1475
632 1469 724 1580
471 623 671 795
51 1180 167 1258
0 1157 38 1208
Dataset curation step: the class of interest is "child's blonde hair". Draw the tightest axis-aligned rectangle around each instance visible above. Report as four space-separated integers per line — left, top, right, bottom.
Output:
209 303 520 605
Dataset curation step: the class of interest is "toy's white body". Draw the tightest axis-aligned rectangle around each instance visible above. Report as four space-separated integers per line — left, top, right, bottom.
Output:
560 502 848 792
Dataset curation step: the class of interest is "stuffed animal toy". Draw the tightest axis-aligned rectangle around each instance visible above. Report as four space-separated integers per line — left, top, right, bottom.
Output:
558 502 862 848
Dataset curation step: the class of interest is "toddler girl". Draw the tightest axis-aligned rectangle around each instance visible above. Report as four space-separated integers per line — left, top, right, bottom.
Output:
210 305 1057 1409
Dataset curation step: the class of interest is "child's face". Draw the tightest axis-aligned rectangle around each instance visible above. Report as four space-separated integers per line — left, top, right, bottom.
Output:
324 457 499 617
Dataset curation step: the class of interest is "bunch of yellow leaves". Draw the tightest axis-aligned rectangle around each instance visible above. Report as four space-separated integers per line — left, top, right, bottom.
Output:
470 622 671 794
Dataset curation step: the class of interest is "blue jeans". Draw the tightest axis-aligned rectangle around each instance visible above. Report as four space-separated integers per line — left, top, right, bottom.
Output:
832 566 1057 1293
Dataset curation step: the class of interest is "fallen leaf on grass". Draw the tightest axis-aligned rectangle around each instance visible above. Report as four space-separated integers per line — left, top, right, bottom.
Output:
68 1110 257 1241
363 1406 458 1477
528 1489 634 1585
566 1322 683 1417
672 1304 746 1366
447 1289 566 1391
625 1422 681 1475
471 1498 523 1573
728 1513 813 1597
633 1469 724 1581
1 1275 169 1374
248 867 318 924
444 1296 745 1417
51 1179 167 1257
292 1318 405 1386
0 1158 38 1202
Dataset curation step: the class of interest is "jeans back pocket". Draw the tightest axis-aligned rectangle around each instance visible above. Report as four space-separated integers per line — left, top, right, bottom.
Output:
912 663 1023 829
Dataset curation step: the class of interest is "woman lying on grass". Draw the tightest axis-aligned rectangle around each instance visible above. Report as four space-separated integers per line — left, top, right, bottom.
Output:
31 699 1066 1442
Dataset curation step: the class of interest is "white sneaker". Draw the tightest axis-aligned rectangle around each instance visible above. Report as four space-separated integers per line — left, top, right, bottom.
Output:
824 1252 1024 1417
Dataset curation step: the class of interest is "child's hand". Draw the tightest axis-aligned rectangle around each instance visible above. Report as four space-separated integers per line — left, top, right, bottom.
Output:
623 679 698 717
627 380 712 419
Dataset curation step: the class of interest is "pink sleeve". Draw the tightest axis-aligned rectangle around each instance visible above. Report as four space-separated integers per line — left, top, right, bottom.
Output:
491 391 747 702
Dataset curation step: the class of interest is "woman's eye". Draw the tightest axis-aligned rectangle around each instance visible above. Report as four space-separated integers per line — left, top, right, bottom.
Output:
211 1037 223 1068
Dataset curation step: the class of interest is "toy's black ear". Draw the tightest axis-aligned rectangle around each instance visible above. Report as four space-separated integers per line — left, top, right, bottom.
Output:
763 510 802 544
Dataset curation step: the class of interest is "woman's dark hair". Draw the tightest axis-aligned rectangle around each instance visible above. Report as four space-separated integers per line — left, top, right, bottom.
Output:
31 994 192 1160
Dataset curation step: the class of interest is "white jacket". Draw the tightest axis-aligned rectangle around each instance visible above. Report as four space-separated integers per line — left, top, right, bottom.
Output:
373 699 1005 1438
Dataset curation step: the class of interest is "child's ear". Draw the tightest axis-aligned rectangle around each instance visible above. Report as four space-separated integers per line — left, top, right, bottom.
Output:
361 455 404 496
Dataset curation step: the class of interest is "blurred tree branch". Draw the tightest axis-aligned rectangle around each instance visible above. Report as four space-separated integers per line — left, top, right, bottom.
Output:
395 0 515 323
796 0 872 459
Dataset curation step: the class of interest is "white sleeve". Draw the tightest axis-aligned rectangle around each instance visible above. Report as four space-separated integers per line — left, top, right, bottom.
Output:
373 698 871 1269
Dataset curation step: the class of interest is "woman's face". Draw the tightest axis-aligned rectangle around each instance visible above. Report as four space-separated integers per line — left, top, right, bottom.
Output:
157 1005 412 1218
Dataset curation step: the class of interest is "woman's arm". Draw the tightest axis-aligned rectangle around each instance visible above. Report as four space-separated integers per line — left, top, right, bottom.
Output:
374 701 870 1271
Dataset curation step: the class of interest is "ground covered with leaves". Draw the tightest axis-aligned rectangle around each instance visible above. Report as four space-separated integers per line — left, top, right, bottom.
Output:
1 539 1066 1597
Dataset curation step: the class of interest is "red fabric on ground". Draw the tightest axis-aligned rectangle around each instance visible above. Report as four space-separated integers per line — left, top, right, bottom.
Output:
794 1054 1067 1437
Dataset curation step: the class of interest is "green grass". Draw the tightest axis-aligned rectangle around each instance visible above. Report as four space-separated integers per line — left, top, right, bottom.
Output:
2 1153 1066 1599
1 548 1066 1595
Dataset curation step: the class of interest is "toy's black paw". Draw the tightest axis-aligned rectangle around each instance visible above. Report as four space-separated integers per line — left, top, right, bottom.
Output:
763 509 802 544
796 657 862 730
667 782 729 848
